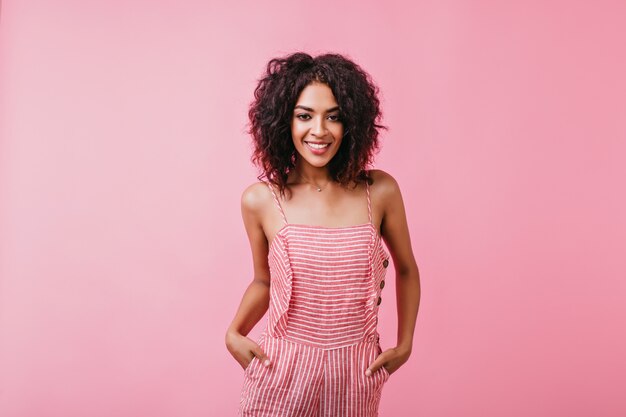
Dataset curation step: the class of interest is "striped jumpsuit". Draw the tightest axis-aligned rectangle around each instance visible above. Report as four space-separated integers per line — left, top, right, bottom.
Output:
239 176 391 417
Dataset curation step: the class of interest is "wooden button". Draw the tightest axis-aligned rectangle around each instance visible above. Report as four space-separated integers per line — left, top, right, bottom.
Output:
382 259 389 268
379 280 385 289
377 296 382 306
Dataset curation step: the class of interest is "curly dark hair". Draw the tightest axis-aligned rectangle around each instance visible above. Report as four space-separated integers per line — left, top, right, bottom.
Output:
247 52 387 197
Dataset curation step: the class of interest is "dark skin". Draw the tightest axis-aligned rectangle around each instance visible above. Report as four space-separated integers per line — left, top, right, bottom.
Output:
225 169 421 377
226 81 420 378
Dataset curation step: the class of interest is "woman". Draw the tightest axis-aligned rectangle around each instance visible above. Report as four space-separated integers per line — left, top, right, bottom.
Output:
225 52 421 416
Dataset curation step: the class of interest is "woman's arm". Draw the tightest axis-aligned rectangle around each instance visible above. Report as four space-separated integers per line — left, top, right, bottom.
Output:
225 183 274 369
367 170 421 376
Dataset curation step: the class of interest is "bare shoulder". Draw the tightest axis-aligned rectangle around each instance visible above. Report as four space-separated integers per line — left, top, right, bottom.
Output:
240 181 277 239
240 181 272 215
368 168 401 199
368 170 413 260
241 181 274 282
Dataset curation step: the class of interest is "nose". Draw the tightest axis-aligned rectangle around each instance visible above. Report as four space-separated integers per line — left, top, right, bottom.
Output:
311 116 327 137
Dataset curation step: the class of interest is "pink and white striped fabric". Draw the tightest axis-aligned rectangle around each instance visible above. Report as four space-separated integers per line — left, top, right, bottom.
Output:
239 174 390 416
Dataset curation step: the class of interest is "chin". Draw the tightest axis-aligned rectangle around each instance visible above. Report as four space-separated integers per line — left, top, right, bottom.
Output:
304 153 338 167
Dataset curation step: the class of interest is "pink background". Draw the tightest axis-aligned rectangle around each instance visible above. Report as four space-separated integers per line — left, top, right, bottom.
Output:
1 1 625 416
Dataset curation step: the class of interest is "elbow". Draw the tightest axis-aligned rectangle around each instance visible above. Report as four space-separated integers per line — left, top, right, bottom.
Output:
396 263 419 280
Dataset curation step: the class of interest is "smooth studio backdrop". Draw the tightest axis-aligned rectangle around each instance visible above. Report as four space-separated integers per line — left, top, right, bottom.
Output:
1 1 625 416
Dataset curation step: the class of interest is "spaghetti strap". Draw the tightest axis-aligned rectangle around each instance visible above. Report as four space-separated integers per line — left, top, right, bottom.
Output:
265 181 288 225
365 171 373 225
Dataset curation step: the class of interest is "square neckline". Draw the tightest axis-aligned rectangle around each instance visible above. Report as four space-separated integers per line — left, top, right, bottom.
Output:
264 172 382 255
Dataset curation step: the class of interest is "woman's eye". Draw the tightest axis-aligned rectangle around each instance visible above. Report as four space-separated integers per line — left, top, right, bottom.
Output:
295 113 341 122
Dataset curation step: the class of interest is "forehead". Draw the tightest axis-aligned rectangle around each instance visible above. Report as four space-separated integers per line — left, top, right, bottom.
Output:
295 82 338 108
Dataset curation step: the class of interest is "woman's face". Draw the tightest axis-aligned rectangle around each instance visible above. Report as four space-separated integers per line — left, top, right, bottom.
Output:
291 82 344 169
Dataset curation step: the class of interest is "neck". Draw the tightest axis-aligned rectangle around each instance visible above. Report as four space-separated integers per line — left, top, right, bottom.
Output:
293 159 332 184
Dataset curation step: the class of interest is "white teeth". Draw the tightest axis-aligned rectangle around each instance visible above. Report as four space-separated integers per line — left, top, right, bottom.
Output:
306 142 330 149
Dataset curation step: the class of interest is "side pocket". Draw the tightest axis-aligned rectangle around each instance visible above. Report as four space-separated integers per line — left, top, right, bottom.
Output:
376 342 390 382
380 364 390 382
244 356 257 375
245 334 268 377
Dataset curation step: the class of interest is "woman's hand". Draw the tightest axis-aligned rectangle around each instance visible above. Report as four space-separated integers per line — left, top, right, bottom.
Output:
225 328 272 371
366 344 412 377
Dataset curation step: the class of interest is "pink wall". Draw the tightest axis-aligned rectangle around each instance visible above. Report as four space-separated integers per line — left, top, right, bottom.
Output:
1 1 625 416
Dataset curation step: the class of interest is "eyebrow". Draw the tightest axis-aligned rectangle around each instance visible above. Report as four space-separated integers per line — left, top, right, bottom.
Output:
294 105 340 113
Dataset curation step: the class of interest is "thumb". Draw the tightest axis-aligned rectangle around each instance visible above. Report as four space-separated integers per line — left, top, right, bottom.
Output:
365 357 385 377
251 345 271 367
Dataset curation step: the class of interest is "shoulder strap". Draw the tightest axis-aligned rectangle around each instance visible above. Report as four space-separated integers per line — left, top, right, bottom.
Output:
365 171 373 225
265 181 288 225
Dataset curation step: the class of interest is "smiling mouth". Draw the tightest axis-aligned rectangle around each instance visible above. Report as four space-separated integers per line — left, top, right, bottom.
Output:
304 141 330 149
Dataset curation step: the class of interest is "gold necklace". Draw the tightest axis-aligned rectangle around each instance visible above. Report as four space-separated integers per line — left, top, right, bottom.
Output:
295 171 330 192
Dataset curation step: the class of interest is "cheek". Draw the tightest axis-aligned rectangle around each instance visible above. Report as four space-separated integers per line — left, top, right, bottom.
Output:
332 125 344 139
291 122 306 139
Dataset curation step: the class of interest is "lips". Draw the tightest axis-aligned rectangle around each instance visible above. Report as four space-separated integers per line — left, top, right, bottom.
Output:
304 141 331 155
305 141 330 149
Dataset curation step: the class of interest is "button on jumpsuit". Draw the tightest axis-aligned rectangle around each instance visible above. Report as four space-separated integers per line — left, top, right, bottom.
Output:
239 175 390 416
